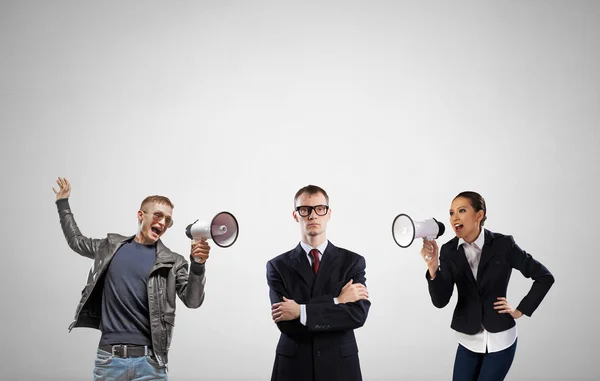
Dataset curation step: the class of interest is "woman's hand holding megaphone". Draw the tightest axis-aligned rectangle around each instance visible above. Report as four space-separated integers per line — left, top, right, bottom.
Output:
421 238 439 279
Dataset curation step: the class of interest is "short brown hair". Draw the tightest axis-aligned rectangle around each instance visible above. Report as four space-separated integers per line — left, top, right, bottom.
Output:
294 185 329 207
140 195 174 210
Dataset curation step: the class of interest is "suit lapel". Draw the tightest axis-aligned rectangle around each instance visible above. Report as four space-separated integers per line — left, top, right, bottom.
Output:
477 229 495 285
290 243 315 288
313 242 340 292
455 244 477 287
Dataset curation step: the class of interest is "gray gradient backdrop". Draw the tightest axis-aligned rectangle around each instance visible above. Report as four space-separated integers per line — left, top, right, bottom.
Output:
1 1 598 380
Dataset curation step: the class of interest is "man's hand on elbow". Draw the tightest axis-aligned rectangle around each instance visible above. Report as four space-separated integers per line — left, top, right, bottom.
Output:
271 297 300 323
337 279 369 304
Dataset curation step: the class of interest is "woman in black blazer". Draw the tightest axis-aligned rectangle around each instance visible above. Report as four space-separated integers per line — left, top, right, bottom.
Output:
422 191 554 381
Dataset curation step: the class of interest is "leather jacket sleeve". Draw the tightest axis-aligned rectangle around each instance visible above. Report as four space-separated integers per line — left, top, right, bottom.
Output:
56 198 105 259
174 257 206 309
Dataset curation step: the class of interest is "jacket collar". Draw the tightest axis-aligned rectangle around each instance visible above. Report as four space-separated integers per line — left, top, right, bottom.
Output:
453 229 496 287
109 234 176 264
457 227 485 250
289 240 340 291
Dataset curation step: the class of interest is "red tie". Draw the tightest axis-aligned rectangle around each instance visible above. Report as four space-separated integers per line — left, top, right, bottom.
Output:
310 249 320 274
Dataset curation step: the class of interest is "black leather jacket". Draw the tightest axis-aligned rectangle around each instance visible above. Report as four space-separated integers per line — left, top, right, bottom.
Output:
56 199 206 367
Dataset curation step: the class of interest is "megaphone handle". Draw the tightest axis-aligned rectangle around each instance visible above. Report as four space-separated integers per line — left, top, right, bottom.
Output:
424 237 435 260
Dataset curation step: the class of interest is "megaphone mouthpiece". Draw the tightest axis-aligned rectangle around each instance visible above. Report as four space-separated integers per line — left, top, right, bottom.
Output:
433 218 445 237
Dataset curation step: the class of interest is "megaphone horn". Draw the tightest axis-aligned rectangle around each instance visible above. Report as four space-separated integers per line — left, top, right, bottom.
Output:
392 213 445 248
185 211 239 248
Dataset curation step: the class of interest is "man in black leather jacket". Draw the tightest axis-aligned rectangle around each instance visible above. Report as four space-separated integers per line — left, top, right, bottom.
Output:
53 176 209 380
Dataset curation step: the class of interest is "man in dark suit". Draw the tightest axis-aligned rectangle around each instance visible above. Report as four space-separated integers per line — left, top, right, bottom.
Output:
267 185 370 381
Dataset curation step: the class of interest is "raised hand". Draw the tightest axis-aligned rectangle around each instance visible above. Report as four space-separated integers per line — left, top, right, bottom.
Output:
52 177 71 200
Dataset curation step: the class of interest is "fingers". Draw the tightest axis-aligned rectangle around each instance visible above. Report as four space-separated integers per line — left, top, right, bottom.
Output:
191 248 209 258
191 240 210 263
341 279 353 291
192 246 210 256
347 284 369 302
191 239 210 248
191 241 210 263
271 304 282 313
421 239 437 262
54 177 71 197
271 304 292 323
58 177 69 190
191 241 210 255
493 297 512 313
53 178 64 194
493 297 509 308
272 308 283 321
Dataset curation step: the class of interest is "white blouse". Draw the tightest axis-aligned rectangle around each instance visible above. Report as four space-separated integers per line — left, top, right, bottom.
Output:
455 228 517 353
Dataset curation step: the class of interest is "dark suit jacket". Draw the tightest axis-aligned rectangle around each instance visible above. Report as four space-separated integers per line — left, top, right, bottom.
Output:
266 241 370 381
427 229 555 334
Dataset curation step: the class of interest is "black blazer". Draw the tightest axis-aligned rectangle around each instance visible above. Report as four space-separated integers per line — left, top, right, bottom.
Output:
266 241 370 381
427 229 554 335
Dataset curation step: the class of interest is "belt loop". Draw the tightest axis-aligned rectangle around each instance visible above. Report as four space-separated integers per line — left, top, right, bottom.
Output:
123 345 128 358
144 346 148 356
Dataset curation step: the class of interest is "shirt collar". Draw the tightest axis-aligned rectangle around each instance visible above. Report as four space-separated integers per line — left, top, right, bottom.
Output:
300 240 328 256
458 228 485 250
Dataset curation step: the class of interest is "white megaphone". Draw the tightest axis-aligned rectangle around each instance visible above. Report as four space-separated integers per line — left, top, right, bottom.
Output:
185 211 239 248
392 213 445 248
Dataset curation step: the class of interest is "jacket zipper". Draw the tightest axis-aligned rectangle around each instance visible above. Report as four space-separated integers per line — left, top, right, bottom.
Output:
147 263 171 366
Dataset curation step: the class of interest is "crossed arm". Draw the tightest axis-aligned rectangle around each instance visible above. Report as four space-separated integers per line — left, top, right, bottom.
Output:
267 258 371 335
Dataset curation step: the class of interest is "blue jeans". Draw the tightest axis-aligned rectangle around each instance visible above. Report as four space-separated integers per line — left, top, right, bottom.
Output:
93 348 167 381
452 338 517 381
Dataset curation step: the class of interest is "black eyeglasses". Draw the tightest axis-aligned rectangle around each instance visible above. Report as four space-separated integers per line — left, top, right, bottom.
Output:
296 205 329 217
142 210 173 228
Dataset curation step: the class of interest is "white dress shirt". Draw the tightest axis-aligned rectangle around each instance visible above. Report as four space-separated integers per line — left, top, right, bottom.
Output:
455 228 518 353
298 240 339 325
